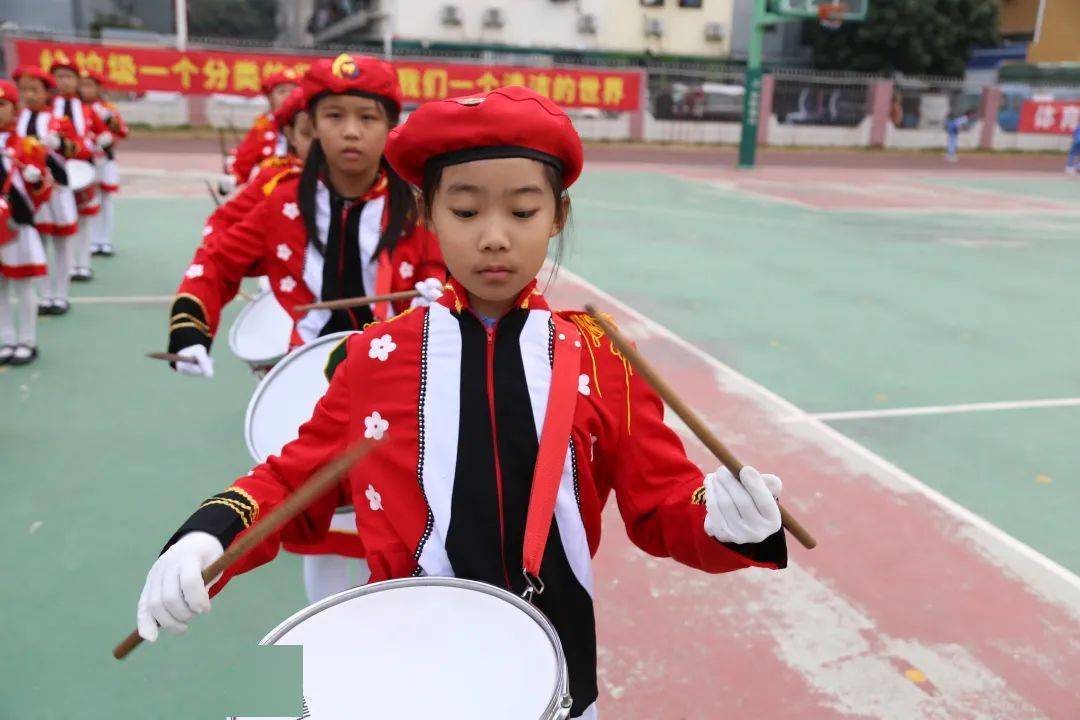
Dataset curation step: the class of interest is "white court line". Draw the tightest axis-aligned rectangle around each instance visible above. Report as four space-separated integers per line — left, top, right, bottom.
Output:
800 397 1080 422
557 267 1080 593
70 295 173 304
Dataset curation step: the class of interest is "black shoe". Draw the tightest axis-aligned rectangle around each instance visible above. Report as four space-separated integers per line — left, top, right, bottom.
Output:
70 267 93 282
37 301 53 316
52 299 70 315
93 243 115 257
0 345 14 365
8 344 37 366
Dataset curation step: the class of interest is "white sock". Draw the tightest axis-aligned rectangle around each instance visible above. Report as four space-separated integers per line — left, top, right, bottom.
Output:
74 218 93 268
47 236 73 300
0 277 14 345
14 279 37 346
101 193 115 247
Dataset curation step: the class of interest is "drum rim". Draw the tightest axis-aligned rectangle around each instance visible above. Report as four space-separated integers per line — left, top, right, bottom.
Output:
243 330 358 463
227 289 292 364
259 576 571 718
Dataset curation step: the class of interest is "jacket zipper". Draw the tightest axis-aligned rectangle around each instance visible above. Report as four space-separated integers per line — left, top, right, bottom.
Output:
484 321 513 590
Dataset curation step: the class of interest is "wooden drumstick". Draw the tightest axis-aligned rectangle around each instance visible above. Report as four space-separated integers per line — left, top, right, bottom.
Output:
294 289 421 313
584 306 817 550
237 290 254 302
113 439 376 660
146 351 199 365
204 179 221 207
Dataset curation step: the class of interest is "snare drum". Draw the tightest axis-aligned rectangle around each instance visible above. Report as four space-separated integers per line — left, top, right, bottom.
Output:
227 290 293 375
64 159 96 191
261 577 572 719
245 331 356 463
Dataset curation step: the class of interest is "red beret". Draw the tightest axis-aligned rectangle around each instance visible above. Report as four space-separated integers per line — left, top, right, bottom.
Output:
49 51 79 74
386 85 583 189
273 86 307 127
301 53 402 113
261 67 300 95
0 80 18 104
13 66 56 90
79 68 108 86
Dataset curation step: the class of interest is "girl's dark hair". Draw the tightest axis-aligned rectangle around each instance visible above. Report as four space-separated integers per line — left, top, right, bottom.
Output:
420 161 572 286
298 94 416 260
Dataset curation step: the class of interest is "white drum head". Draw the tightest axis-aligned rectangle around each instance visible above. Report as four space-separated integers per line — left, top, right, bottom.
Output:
262 578 570 720
228 290 293 368
244 331 356 463
65 160 96 191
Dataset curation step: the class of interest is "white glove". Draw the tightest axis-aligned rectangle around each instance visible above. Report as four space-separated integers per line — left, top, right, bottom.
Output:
703 466 783 544
217 174 236 196
97 131 114 149
21 164 42 184
174 344 214 379
409 277 444 308
136 531 224 642
44 133 62 151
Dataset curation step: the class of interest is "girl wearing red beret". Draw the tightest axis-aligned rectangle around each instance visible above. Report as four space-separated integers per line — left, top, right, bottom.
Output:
0 81 52 365
219 68 300 193
78 68 128 258
13 66 81 315
50 56 110 282
135 87 785 719
164 54 446 378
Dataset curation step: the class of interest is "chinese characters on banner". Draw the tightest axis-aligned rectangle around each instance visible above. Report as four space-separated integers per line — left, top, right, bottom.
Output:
1018 100 1080 135
9 38 642 112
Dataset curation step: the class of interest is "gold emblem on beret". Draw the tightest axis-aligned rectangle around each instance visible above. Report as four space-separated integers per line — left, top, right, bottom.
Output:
331 53 361 80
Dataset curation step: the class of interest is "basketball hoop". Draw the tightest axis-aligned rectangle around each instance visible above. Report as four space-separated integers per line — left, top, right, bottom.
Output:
818 2 847 30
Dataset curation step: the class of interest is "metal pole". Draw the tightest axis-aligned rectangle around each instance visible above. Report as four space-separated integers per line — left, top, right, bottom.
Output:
737 0 766 169
382 9 393 60
175 0 189 52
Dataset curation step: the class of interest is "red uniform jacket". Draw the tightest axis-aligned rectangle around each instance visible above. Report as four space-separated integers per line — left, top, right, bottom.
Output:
168 173 446 354
90 100 129 139
50 94 107 161
164 278 787 716
228 113 281 184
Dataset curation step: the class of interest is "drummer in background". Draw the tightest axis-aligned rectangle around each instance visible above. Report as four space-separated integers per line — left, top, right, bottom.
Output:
13 66 80 316
165 55 446 380
218 68 300 196
135 86 787 719
167 87 311 371
50 52 110 282
78 68 128 258
0 80 52 366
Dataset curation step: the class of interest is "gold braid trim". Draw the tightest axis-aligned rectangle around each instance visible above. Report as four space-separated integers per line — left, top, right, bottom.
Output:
169 313 211 335
261 166 300 196
173 293 211 320
167 321 212 338
198 498 254 528
226 486 261 521
690 486 707 506
567 312 634 433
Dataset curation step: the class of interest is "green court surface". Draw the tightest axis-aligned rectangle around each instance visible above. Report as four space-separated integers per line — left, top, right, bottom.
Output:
2 167 1078 718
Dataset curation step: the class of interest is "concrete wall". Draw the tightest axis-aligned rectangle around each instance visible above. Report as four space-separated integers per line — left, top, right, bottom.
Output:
1028 0 1080 63
998 0 1039 37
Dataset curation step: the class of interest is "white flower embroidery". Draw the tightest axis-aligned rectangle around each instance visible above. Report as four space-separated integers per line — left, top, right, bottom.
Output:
365 484 383 511
398 261 414 280
578 373 591 396
276 243 292 261
279 276 297 293
281 202 300 220
184 264 204 279
261 146 272 156
364 411 389 440
368 334 397 362
202 225 213 237
264 131 275 141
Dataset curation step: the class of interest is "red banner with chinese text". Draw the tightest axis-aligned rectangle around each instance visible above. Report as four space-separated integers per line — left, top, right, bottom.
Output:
9 38 641 111
1018 100 1080 136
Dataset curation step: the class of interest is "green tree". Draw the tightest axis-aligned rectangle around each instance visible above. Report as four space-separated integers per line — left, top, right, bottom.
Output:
187 0 280 41
808 0 1000 77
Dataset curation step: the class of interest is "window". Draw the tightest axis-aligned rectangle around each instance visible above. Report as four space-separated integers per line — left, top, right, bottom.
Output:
679 0 704 6
641 0 663 7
